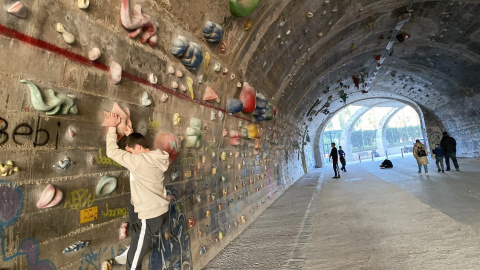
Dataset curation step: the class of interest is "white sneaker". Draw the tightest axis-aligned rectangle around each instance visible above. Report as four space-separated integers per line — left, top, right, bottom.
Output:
425 173 429 176
114 246 129 265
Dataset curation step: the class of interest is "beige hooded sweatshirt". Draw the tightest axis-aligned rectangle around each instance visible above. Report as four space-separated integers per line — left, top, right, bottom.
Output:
106 127 170 219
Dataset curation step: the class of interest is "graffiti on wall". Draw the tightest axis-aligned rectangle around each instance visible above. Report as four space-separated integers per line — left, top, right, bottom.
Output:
78 245 125 270
149 186 192 270
0 180 57 269
64 188 95 210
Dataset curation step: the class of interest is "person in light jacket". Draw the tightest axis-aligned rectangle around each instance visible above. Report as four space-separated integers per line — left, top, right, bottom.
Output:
413 139 429 176
104 113 171 270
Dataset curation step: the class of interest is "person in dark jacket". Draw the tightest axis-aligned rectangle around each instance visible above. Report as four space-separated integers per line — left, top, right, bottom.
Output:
440 132 459 171
329 142 340 178
432 143 445 173
338 146 347 172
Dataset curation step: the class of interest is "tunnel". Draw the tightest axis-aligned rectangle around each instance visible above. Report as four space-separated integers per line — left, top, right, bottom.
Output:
1 0 480 269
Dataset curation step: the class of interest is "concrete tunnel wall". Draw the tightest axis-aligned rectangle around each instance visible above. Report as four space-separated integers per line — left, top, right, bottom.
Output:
0 1 305 269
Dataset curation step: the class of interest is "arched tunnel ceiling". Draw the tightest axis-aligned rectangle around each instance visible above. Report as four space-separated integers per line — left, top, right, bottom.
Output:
235 0 480 126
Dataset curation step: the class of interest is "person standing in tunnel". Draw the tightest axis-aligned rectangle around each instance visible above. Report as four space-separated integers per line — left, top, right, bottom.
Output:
432 143 445 173
338 146 347 172
329 142 340 178
413 139 429 176
104 113 171 270
440 132 460 171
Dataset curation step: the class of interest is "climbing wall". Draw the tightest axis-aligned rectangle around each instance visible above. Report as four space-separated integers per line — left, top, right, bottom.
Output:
0 0 304 269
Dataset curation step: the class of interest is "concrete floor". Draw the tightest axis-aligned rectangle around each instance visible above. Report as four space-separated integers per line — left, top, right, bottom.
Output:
204 156 480 269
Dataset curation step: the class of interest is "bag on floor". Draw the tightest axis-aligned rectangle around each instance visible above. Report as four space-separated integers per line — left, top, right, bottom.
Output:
380 159 393 169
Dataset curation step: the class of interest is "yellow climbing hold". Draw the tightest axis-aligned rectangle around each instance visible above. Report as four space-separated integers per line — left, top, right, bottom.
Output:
244 18 252 31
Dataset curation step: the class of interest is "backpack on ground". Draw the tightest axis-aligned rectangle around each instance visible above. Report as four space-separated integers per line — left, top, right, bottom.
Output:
380 159 393 169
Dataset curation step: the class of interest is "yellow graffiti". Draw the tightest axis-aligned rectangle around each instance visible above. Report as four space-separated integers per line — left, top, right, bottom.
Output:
148 117 160 128
102 203 128 217
64 189 95 210
181 156 195 166
94 148 122 167
80 206 98 223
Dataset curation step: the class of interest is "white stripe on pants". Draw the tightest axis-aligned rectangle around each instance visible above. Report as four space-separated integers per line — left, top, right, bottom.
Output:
131 219 146 269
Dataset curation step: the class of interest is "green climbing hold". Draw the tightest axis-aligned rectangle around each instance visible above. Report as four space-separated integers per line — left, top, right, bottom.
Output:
229 0 262 17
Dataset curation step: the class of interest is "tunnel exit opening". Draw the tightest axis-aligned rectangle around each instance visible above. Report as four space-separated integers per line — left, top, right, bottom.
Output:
318 104 424 166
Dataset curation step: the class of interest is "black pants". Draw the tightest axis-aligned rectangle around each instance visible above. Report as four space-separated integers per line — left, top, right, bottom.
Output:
332 161 339 177
444 152 459 170
127 203 167 270
340 157 346 171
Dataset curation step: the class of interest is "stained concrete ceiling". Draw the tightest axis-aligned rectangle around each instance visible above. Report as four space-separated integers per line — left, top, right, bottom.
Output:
232 0 480 137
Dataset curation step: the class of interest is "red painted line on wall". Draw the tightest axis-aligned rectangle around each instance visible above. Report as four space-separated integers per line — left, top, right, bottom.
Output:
0 24 252 122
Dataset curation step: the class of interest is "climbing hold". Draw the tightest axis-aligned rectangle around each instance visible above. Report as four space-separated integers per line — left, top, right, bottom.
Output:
96 176 117 197
53 157 74 170
244 18 252 31
230 130 242 146
210 111 216 121
161 93 169 103
21 80 78 115
102 102 132 137
229 0 262 17
220 42 227 53
36 184 63 208
171 81 179 89
218 111 224 120
226 99 243 114
197 75 204 84
306 12 313 18
186 77 194 99
168 66 175 75
189 217 195 229
88 48 101 61
171 36 203 71
119 222 128 240
171 167 180 180
203 21 224 43
222 129 228 137
63 241 89 253
247 124 258 139
230 74 236 80
173 113 181 126
0 160 19 176
179 84 187 92
185 118 202 148
239 82 256 114
213 61 221 72
109 61 122 84
56 23 75 44
148 73 157 84
7 1 28 18
203 86 219 102
78 0 89 9
175 70 183 78
101 260 113 270
141 91 152 106
120 0 158 47
200 246 206 254
154 132 181 164
67 126 76 139
241 128 248 139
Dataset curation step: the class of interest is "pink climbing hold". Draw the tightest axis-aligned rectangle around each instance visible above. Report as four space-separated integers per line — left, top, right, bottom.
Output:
109 61 122 84
229 130 242 146
120 0 158 47
36 184 63 208
7 1 28 19
203 86 219 101
239 82 256 114
154 132 181 164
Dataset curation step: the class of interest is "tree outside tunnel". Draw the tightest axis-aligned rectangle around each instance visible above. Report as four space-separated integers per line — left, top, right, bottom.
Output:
322 105 422 160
